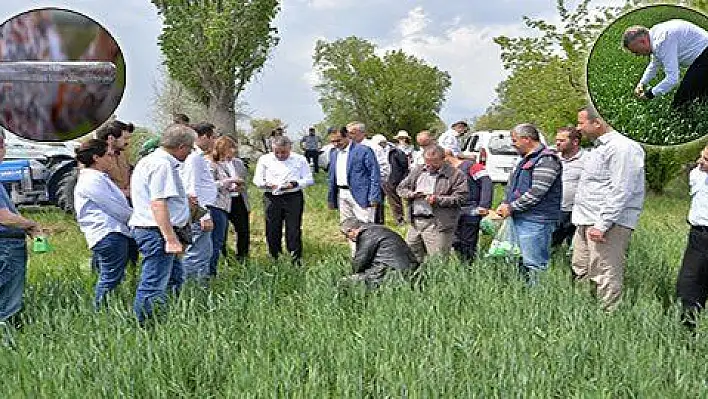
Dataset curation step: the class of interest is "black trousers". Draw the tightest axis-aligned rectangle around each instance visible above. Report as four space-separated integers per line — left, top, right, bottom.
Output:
263 191 304 261
453 215 481 263
304 150 320 173
374 184 385 225
676 226 708 327
224 194 250 260
673 47 708 109
551 211 576 247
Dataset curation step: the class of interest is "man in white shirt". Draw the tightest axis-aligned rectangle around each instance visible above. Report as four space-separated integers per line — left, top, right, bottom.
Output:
129 124 194 325
438 121 467 158
253 136 314 264
552 126 586 249
676 144 708 330
624 19 708 109
572 107 645 311
179 122 217 279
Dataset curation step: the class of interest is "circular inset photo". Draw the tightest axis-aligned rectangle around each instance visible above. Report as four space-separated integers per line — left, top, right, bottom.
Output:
587 5 708 146
0 8 125 142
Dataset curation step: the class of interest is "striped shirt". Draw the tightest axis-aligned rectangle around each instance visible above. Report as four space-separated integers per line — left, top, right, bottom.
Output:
509 155 561 213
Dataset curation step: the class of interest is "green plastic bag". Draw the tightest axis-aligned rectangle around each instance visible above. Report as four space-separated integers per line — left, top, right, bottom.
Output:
486 218 521 259
480 217 497 236
32 235 53 254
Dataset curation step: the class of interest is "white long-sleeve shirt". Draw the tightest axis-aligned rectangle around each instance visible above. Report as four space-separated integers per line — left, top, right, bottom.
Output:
180 148 218 209
253 152 314 194
74 168 132 249
572 131 645 232
640 19 708 96
688 167 708 227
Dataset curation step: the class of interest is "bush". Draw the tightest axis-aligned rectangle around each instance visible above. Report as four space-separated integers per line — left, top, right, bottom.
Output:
643 135 708 193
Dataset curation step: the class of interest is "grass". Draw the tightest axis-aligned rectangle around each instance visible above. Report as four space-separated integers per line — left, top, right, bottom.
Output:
587 5 708 146
1 172 706 396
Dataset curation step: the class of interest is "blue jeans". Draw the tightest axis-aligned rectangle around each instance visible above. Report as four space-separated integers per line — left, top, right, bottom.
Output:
514 218 555 284
132 228 183 324
92 232 130 309
0 239 26 321
209 207 229 276
182 220 213 280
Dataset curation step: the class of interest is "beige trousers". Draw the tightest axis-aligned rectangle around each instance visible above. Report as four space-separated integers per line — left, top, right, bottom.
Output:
571 224 633 311
406 217 453 263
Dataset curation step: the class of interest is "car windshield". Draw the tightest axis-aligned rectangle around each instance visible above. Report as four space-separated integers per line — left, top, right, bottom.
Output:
488 135 518 155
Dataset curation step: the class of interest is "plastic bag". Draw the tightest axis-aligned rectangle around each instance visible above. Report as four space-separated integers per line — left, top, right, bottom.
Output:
486 218 521 259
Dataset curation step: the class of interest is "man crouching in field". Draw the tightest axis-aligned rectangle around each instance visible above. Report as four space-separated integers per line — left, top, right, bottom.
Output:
340 217 419 289
0 130 42 340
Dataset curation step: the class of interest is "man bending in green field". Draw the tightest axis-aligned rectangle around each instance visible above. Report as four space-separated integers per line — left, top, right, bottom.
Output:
624 20 708 109
340 217 419 288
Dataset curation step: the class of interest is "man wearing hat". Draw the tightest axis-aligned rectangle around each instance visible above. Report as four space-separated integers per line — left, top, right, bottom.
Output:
394 130 414 163
370 134 392 224
340 217 419 288
438 121 468 158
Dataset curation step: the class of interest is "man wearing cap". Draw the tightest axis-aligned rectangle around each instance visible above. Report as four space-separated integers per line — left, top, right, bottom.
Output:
300 127 323 173
327 126 381 226
624 20 708 109
394 130 414 163
397 145 468 262
676 143 708 329
370 134 392 224
385 134 410 225
438 121 467 158
340 217 419 289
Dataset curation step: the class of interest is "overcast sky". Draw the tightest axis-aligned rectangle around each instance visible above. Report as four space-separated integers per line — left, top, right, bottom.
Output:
0 0 623 137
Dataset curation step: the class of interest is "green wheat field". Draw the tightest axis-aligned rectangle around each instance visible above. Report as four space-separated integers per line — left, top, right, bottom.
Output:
1 173 707 397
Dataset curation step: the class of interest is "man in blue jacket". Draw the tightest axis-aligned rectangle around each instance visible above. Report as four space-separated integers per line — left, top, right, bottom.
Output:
496 123 562 285
327 126 381 225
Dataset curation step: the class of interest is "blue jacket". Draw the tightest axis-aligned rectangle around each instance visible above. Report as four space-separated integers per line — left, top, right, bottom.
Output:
328 141 381 208
504 145 562 223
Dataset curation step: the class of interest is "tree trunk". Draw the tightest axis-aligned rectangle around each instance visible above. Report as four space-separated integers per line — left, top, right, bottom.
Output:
208 94 236 137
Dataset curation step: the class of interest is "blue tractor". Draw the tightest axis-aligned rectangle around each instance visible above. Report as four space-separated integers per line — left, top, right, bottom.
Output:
0 129 79 212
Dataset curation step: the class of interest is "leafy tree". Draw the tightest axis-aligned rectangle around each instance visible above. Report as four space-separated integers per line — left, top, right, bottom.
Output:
249 118 286 153
474 0 627 136
152 0 279 135
313 36 451 137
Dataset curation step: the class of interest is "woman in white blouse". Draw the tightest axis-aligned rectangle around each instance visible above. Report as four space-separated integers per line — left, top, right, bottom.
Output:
74 139 133 309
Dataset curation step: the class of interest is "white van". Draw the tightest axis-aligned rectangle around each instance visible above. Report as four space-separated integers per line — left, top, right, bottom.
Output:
459 129 548 183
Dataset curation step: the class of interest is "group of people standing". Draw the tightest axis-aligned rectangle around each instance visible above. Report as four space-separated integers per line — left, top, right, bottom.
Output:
1 107 707 331
73 115 251 324
327 110 648 314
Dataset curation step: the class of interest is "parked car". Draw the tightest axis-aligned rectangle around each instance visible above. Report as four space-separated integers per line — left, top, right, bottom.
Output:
459 129 548 183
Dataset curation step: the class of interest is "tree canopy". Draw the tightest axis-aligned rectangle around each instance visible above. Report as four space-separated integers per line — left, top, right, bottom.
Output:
152 0 279 135
313 36 452 137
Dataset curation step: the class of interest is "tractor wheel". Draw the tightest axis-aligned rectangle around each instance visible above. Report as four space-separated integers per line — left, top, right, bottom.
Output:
55 168 78 214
